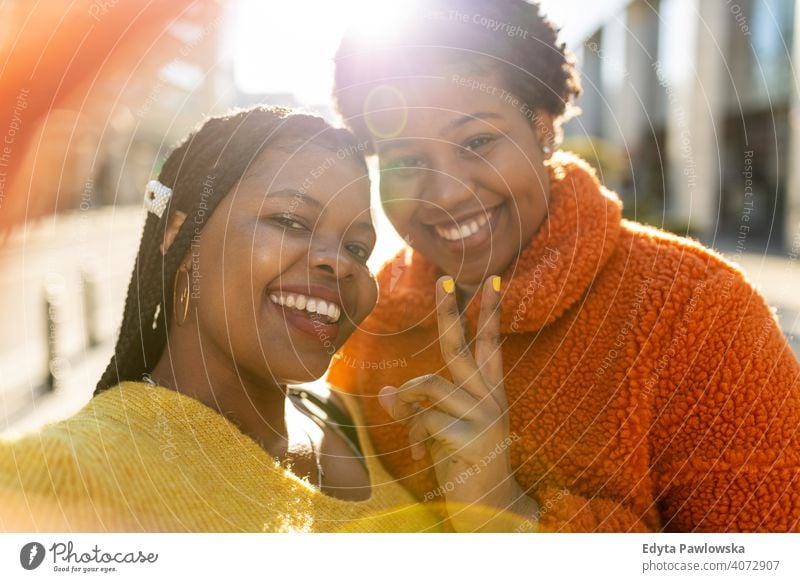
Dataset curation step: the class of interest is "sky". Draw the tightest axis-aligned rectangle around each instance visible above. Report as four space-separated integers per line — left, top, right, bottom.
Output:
232 0 628 105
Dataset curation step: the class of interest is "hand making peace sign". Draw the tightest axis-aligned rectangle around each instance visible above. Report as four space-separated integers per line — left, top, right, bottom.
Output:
378 276 539 532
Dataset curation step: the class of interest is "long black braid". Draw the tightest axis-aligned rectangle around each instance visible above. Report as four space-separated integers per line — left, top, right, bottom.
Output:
95 105 368 395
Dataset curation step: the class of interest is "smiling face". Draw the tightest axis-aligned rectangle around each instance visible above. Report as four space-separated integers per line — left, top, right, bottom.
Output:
189 143 377 384
371 73 554 286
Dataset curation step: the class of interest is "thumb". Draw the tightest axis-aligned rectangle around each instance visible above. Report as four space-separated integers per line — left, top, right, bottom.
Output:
378 385 397 416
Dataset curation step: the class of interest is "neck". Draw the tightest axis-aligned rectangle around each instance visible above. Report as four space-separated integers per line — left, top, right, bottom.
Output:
149 324 288 452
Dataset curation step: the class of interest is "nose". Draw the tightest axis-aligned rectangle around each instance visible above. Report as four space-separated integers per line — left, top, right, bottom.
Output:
308 236 357 281
422 161 477 213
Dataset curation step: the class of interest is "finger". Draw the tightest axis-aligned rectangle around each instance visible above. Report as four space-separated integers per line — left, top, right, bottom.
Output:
407 416 430 460
435 275 486 400
378 385 398 417
475 276 506 407
380 386 427 459
391 375 477 421
407 408 467 460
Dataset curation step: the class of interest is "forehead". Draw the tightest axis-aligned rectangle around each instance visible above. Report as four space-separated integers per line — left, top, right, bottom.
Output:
240 143 370 206
365 73 516 139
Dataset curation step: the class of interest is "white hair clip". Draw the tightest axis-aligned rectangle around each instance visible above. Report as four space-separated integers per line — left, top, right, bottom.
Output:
143 179 172 219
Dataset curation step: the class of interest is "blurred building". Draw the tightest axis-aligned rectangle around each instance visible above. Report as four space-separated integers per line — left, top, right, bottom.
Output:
0 0 341 430
0 0 237 427
564 0 800 254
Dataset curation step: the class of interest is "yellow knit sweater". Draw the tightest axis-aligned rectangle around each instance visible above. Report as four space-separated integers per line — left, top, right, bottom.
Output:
0 382 444 532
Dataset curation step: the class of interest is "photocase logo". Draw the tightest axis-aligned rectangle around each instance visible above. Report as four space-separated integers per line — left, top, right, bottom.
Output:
20 542 46 570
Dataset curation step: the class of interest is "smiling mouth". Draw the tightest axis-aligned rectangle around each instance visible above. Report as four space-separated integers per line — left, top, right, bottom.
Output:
268 291 342 324
432 207 496 242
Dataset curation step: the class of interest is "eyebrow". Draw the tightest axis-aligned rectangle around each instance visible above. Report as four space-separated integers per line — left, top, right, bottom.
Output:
264 188 322 210
444 111 504 132
377 111 505 154
266 188 376 238
351 221 377 242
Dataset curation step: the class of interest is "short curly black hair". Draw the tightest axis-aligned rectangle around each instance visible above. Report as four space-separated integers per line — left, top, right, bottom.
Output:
333 0 581 148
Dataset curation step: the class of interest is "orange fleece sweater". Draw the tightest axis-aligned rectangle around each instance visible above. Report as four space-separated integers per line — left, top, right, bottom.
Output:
329 152 800 532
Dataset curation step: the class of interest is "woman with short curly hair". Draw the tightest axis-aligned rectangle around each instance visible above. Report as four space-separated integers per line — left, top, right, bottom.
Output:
329 0 800 532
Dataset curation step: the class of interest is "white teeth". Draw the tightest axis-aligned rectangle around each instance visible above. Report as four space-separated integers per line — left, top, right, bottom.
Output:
267 292 342 323
434 209 495 241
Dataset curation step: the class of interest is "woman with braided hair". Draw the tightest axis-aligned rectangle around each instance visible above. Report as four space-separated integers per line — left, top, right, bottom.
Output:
0 105 445 532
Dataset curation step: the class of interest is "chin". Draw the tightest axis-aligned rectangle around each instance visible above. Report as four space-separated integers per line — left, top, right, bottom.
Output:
280 356 332 384
452 268 485 287
449 253 513 287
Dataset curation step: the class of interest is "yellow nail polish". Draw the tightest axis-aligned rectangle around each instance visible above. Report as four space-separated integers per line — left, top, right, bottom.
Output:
442 277 455 294
492 276 501 292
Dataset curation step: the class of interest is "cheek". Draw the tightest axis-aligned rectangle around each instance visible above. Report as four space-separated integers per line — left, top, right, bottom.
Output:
349 272 379 326
193 248 249 326
363 274 379 315
194 233 277 317
191 233 223 301
490 147 533 186
493 151 546 207
232 226 309 283
381 203 415 236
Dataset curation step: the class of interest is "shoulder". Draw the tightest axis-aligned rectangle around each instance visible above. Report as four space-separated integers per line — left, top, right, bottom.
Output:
617 224 794 381
613 219 755 297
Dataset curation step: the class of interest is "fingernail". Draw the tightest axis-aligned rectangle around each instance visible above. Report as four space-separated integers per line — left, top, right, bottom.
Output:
492 276 501 292
411 444 426 460
442 277 455 294
378 386 396 413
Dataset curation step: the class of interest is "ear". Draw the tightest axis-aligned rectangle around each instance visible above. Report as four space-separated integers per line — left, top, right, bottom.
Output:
160 211 188 256
531 109 556 152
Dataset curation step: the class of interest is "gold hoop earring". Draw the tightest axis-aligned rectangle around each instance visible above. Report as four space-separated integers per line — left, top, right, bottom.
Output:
173 267 191 326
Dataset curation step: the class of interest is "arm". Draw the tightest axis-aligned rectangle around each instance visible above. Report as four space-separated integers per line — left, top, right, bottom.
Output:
651 268 800 531
0 434 91 531
514 483 655 532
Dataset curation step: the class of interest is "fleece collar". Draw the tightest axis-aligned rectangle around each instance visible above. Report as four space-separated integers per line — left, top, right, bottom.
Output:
366 152 622 335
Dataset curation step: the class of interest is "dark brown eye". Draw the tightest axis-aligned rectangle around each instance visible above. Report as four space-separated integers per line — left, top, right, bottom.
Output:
463 135 496 152
382 156 426 172
346 242 371 263
272 214 308 231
